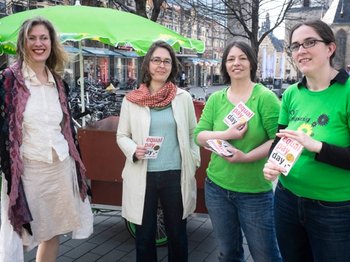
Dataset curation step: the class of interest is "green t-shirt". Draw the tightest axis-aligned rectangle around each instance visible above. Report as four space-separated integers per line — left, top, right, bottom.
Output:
194 83 280 193
279 79 350 201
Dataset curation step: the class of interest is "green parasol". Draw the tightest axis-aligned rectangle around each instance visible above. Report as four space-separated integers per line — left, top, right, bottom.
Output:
0 5 205 55
0 5 205 126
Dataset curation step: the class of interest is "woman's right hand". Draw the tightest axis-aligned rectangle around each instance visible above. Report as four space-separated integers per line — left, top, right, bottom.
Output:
224 122 248 140
263 161 285 181
134 145 147 160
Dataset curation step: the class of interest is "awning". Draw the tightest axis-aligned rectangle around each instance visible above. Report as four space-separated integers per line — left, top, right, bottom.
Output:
82 47 124 57
176 54 198 58
63 45 89 54
185 57 221 66
63 46 139 58
113 50 140 58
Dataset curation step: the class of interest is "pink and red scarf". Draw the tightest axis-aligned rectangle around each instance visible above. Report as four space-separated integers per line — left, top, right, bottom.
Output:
126 82 177 108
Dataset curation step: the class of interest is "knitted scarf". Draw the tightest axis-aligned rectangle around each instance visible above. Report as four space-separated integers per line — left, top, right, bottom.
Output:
126 82 177 108
0 62 88 235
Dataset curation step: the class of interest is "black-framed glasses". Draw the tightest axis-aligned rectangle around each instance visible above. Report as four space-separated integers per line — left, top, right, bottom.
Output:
150 57 172 66
288 39 326 53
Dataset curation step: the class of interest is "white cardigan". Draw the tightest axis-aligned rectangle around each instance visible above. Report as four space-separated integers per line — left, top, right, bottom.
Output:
116 88 200 225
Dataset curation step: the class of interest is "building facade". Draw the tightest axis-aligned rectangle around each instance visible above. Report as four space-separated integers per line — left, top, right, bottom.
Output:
154 0 227 86
258 14 288 82
0 0 226 87
2 0 348 87
322 0 350 69
283 0 350 78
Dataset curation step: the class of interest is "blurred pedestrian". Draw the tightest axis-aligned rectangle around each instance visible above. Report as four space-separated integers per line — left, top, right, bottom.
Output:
194 41 282 262
179 70 186 88
0 17 93 261
264 19 350 261
117 40 200 262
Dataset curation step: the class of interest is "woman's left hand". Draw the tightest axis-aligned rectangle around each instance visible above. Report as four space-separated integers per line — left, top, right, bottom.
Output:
277 129 322 153
222 145 247 163
224 150 245 163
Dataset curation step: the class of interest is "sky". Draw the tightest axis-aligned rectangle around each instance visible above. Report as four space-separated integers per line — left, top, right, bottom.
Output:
261 0 289 39
272 24 285 39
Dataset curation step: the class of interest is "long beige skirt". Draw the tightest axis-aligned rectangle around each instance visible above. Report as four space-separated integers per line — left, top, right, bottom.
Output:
21 152 81 243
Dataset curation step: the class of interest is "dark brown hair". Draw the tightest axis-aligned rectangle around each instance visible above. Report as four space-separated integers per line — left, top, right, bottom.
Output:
220 41 257 84
141 41 179 86
289 20 336 65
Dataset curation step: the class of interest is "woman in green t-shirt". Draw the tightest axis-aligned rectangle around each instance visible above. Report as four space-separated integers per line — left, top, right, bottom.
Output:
194 41 281 261
264 20 350 261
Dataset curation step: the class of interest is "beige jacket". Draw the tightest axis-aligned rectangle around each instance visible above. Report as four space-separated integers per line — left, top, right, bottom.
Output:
116 88 200 225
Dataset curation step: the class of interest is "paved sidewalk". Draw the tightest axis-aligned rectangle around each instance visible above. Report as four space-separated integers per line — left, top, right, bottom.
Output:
23 210 253 262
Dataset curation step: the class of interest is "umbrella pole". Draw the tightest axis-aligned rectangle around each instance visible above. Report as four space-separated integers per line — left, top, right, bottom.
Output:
79 42 86 127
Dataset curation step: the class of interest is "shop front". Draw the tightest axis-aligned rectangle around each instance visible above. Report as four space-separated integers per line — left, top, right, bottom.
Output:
63 45 140 89
113 50 140 90
182 57 221 87
82 47 124 87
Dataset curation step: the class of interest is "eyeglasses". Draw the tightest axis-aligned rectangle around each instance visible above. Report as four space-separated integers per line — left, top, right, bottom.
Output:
150 57 172 66
288 39 326 53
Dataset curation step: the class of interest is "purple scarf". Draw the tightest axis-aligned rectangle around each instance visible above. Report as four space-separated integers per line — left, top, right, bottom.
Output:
1 62 88 235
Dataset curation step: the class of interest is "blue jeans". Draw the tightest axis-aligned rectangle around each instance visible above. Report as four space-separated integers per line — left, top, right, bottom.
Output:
275 181 350 262
136 170 187 262
205 177 282 262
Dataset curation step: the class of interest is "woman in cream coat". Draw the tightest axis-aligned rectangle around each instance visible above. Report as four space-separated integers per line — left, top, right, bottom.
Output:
117 41 200 262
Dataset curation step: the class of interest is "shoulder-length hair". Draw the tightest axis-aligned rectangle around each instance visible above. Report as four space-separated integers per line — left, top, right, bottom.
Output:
220 41 258 84
141 41 179 86
220 41 257 84
16 17 68 75
288 20 336 66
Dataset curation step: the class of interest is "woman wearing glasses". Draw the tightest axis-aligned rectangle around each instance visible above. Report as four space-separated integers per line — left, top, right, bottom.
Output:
264 20 350 261
194 41 282 262
117 40 200 262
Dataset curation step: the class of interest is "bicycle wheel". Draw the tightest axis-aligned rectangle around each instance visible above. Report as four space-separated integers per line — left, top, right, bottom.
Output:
125 206 168 246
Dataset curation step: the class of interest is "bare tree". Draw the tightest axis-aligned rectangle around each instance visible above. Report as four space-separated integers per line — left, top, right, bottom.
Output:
134 0 148 18
149 0 165 21
109 0 299 58
179 0 299 57
109 0 165 21
109 0 142 15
